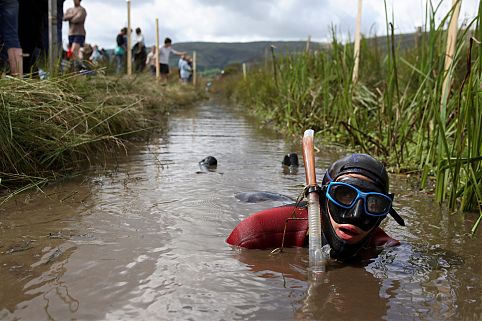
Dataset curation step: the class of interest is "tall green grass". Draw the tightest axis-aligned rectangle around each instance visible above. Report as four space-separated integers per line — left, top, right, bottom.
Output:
0 73 201 201
229 2 481 232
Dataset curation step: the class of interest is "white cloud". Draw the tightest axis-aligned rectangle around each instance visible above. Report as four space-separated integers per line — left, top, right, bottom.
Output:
61 0 479 48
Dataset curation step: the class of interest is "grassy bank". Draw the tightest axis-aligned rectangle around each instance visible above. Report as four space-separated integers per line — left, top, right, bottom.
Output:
0 73 202 200
224 4 481 231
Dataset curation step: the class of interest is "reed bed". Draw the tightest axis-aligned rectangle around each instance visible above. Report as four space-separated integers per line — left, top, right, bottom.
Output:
0 73 201 200
229 2 481 232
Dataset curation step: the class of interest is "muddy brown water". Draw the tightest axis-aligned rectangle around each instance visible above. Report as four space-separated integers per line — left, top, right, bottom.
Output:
0 101 481 321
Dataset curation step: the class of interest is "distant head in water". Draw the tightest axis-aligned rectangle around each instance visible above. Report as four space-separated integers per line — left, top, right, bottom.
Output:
320 154 404 261
282 153 299 167
198 156 217 172
199 156 217 167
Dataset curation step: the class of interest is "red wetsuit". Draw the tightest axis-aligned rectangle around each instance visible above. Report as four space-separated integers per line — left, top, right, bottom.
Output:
226 204 399 250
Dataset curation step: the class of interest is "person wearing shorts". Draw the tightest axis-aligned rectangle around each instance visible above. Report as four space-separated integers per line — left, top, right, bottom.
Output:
158 37 185 82
159 62 169 75
63 0 86 65
0 0 23 76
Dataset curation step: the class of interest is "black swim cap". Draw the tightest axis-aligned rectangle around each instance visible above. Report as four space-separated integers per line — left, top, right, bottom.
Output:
322 153 404 226
322 153 389 192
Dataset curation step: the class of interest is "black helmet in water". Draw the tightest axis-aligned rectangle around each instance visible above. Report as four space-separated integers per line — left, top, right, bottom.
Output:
320 153 404 261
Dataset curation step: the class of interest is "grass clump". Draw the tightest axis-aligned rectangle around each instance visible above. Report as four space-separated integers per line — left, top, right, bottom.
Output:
0 73 202 198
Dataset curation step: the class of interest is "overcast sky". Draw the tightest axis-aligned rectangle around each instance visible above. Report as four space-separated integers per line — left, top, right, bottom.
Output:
62 0 478 49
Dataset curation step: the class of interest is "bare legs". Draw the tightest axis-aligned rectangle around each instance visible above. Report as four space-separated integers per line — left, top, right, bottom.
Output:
7 47 23 77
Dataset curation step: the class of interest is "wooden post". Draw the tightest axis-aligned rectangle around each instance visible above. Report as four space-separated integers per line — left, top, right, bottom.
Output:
441 0 462 110
352 0 363 84
264 46 269 71
126 0 132 76
48 0 58 76
305 35 311 53
242 63 247 80
155 18 160 81
270 45 278 87
193 51 197 86
415 26 422 49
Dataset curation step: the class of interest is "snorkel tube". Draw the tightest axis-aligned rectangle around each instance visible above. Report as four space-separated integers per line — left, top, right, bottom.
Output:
302 129 327 273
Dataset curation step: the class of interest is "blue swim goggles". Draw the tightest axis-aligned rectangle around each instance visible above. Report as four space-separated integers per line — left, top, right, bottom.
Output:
325 181 393 216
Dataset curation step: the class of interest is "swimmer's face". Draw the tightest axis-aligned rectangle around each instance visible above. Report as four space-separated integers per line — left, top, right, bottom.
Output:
326 173 386 244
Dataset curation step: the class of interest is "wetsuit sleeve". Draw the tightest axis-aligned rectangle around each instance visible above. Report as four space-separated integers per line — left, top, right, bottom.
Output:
226 205 308 249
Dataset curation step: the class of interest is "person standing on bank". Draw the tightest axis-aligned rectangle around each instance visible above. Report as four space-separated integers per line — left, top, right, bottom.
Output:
114 27 127 74
178 54 192 83
133 27 146 72
63 0 87 69
159 37 185 82
145 45 157 76
0 0 23 76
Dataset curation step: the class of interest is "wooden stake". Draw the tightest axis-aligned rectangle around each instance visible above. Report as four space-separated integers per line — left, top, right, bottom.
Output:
264 46 269 71
352 0 363 84
242 63 247 80
441 0 462 110
48 0 58 76
193 51 197 86
305 35 311 53
270 45 278 87
126 0 132 76
155 18 160 81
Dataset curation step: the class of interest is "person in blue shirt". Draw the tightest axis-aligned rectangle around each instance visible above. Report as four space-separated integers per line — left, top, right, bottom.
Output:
178 54 192 83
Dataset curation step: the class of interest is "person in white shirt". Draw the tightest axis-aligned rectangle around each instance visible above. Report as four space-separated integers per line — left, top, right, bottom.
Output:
145 45 157 76
159 37 185 82
89 44 103 64
178 54 192 83
133 27 146 72
134 27 144 47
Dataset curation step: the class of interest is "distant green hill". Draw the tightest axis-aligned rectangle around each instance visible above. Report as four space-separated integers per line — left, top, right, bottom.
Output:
167 41 328 72
165 33 426 72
